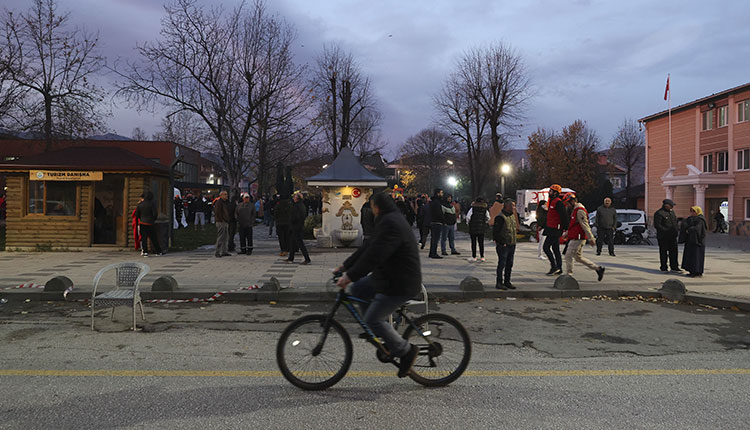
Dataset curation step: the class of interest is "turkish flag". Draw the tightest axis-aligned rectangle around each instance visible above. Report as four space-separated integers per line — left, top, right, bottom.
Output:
664 75 670 101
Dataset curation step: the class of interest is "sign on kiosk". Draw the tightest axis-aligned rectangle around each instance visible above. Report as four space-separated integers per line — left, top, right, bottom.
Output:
30 170 103 181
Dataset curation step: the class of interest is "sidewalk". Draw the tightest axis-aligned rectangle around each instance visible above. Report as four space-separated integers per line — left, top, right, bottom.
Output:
1 225 749 302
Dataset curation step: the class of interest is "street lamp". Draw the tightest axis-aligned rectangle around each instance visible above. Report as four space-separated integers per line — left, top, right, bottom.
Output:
447 176 458 196
500 163 511 197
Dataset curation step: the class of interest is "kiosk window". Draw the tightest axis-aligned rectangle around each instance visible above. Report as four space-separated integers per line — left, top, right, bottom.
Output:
27 181 77 216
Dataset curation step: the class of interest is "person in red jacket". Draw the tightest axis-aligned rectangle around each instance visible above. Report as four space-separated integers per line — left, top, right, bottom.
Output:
542 184 568 276
562 193 605 281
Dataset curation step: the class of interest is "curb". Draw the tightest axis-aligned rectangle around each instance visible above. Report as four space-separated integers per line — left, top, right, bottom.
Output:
2 285 750 311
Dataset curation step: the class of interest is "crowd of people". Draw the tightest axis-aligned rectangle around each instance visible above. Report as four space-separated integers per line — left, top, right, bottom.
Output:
132 183 709 284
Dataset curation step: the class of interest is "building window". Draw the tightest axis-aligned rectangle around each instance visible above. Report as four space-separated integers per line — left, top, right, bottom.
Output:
611 177 623 189
702 153 713 173
738 148 750 171
702 110 714 130
746 198 750 221
718 106 728 127
27 181 77 216
717 151 729 172
738 100 750 123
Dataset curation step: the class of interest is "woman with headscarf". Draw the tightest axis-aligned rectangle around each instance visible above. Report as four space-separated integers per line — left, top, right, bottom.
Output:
681 206 707 277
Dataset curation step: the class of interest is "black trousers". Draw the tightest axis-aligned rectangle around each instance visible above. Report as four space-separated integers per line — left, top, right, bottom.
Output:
140 224 162 254
287 228 310 262
470 234 485 258
658 235 679 271
228 221 237 251
429 223 442 257
596 228 615 254
239 225 253 252
543 234 562 270
419 223 430 246
277 225 289 252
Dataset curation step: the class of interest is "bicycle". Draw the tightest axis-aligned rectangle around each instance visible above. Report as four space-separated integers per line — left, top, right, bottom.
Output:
276 275 472 390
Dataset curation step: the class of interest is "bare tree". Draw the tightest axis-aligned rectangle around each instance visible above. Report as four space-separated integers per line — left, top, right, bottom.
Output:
457 42 530 170
115 0 308 194
312 44 381 157
153 111 211 149
131 127 148 141
434 72 491 197
0 36 26 128
2 0 106 149
398 127 459 193
610 118 644 207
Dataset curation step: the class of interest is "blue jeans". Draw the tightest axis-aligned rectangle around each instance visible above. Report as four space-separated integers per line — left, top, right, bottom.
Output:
496 244 516 285
347 275 411 357
440 224 457 253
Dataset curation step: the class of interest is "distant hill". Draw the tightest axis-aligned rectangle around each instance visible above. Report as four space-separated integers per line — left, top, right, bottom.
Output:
0 128 133 141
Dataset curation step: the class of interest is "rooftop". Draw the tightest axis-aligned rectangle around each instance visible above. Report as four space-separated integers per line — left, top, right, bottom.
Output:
0 146 170 173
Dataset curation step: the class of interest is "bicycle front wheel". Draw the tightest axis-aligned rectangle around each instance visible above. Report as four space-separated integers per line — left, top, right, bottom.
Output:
276 314 352 390
402 313 471 387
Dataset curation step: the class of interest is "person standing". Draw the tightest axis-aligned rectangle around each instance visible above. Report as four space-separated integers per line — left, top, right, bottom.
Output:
275 195 292 256
203 195 213 224
174 194 184 229
713 210 725 233
255 196 264 225
192 194 206 231
135 191 163 256
226 191 239 253
428 189 445 259
536 200 548 260
286 192 311 265
654 199 680 272
595 197 617 256
213 191 231 258
543 184 568 275
440 194 460 256
492 198 518 290
417 199 431 249
562 193 605 281
361 195 375 247
235 192 256 255
466 197 490 262
681 206 707 277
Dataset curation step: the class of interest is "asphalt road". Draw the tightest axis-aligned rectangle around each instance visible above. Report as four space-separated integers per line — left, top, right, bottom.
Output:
1 298 750 429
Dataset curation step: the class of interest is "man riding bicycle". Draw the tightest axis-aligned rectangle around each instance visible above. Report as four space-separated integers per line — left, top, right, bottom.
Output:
335 192 421 377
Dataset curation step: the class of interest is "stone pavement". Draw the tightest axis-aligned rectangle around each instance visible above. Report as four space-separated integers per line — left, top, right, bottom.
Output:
1 225 749 301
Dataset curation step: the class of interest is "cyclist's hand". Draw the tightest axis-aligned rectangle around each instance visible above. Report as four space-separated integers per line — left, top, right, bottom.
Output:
336 272 351 289
332 265 344 274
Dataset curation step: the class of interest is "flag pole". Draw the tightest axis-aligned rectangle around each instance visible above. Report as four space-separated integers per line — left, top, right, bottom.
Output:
668 74 672 169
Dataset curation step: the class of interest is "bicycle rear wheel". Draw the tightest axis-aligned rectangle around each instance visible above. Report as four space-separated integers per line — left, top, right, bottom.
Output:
276 314 352 390
402 313 471 387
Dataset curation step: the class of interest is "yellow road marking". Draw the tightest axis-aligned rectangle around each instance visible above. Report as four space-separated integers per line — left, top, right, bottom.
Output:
0 368 749 378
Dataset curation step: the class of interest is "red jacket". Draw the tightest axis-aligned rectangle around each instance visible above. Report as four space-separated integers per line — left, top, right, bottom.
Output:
546 197 563 229
567 206 588 240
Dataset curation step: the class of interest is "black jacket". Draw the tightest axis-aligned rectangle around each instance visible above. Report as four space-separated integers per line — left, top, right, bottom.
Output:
135 199 158 225
290 200 307 231
654 207 678 238
344 209 422 298
429 197 444 225
361 202 375 238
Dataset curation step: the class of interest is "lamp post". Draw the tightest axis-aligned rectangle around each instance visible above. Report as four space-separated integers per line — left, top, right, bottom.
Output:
447 176 458 196
500 163 511 197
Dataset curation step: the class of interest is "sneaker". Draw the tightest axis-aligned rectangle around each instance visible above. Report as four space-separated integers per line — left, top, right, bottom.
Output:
221 253 232 257
670 268 682 273
451 250 461 255
596 266 605 282
301 260 311 265
545 268 556 276
609 253 616 257
503 282 517 290
397 344 419 378
495 283 508 290
441 251 448 256
429 255 443 259
596 252 601 256
660 268 668 273
480 257 486 262
142 253 149 257
538 255 546 260
552 268 563 275
467 257 477 263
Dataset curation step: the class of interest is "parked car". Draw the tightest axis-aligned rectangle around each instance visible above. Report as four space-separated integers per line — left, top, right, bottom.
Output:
588 209 649 239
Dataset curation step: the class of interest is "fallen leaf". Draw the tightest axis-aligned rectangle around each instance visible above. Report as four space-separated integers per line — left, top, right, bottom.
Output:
731 306 740 312
270 301 277 305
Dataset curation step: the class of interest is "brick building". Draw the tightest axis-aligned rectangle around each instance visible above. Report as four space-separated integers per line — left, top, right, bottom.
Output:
640 82 750 237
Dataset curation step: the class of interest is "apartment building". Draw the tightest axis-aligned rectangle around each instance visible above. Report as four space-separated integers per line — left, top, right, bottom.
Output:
640 82 750 237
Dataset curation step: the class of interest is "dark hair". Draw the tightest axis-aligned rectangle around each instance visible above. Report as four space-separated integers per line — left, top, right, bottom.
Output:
371 192 397 214
538 199 546 205
433 188 443 197
475 197 485 203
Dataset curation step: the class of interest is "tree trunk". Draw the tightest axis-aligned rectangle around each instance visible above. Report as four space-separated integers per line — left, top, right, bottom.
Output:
341 79 351 153
44 93 53 152
330 76 338 157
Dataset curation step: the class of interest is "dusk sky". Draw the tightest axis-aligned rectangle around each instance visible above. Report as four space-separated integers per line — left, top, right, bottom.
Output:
5 0 750 157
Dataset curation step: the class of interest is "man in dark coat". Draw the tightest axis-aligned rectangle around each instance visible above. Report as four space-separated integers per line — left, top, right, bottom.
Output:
654 198 680 272
235 192 256 255
595 197 617 256
135 191 163 256
335 192 420 378
286 192 311 264
226 191 239 252
213 191 231 258
428 188 445 259
274 195 292 256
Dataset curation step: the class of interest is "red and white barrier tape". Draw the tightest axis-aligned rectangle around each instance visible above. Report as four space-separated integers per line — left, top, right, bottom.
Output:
1 282 45 290
62 284 261 303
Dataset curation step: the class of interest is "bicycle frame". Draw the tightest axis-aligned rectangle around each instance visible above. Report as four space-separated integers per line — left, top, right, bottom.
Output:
315 288 432 363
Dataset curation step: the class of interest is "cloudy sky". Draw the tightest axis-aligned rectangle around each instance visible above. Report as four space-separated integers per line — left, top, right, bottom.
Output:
5 0 750 157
